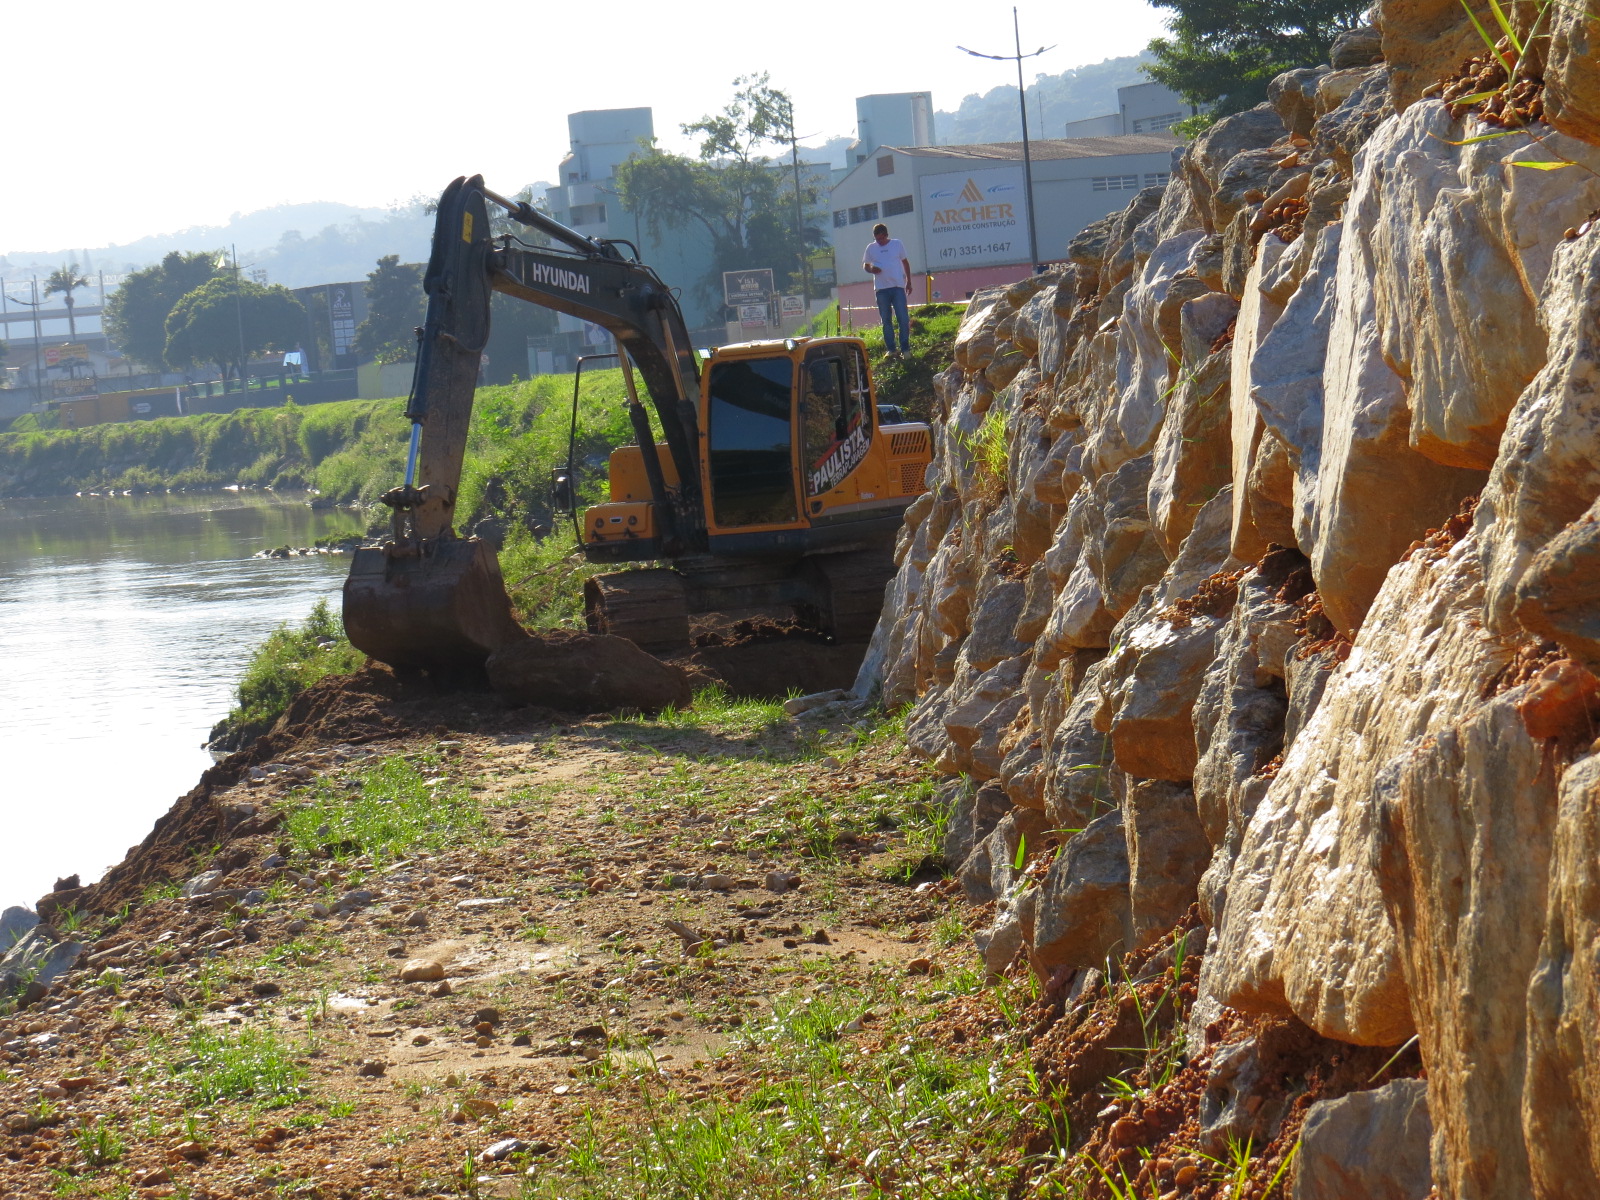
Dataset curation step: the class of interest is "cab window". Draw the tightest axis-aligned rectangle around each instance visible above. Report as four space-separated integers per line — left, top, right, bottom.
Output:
802 344 872 496
706 357 798 527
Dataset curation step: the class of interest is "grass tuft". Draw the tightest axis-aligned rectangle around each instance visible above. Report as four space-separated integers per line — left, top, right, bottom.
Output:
283 752 487 865
159 1024 306 1110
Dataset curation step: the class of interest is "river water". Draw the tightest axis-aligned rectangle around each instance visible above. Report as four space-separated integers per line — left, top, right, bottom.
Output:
0 493 366 913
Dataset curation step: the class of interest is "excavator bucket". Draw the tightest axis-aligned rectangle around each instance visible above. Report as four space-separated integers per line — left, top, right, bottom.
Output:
343 537 527 673
339 176 527 676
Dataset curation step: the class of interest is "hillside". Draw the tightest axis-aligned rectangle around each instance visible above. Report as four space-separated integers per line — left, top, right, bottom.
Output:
936 53 1155 145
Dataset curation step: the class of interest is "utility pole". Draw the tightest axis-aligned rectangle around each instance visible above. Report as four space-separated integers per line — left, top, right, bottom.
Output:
232 245 246 390
4 280 46 397
959 8 1055 272
220 245 248 390
785 94 812 311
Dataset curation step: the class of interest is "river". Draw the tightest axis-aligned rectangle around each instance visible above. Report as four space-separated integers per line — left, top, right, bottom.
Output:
0 493 366 913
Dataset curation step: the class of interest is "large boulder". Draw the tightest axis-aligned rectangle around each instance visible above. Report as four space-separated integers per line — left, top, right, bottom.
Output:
486 632 691 712
1523 753 1600 1198
1294 1080 1433 1200
1544 0 1600 143
1029 809 1133 972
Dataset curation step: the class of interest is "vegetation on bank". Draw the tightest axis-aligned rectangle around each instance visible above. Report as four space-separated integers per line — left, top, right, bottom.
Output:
0 369 637 511
802 300 962 422
207 599 366 750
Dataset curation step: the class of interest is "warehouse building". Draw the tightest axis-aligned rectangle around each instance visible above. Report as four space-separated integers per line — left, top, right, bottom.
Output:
829 133 1180 319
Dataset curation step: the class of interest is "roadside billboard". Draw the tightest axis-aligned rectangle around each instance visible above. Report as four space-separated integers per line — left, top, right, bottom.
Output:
723 269 774 308
919 167 1028 270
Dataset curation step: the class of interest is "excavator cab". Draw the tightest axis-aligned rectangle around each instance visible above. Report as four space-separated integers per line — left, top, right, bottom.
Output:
580 336 931 647
583 337 924 558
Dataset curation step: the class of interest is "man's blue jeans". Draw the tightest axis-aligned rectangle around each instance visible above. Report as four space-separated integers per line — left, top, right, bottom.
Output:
876 286 910 352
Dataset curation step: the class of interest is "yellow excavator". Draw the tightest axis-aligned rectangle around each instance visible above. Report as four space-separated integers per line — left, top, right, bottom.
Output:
343 175 932 672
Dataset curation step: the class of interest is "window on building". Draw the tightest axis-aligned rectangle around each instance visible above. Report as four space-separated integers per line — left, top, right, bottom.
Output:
1144 173 1170 188
848 203 880 224
1091 175 1140 192
877 155 895 176
569 202 607 226
882 195 914 217
834 210 850 228
1132 113 1184 134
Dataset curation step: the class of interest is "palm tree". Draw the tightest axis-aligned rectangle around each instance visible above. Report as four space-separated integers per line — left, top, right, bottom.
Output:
43 264 91 339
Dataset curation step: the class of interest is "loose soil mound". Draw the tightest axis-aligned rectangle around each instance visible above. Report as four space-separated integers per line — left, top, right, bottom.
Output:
668 617 868 698
487 631 692 712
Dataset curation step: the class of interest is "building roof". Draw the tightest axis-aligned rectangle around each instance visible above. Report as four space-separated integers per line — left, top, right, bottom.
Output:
885 134 1182 162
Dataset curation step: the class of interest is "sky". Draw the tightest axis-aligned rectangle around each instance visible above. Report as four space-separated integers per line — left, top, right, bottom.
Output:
2 0 1170 255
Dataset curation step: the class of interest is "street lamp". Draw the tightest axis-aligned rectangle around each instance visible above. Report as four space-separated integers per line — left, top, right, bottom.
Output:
217 246 248 391
959 8 1055 272
4 281 45 395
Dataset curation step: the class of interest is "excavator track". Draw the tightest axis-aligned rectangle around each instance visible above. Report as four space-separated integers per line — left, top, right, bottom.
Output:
584 548 897 650
583 569 691 651
800 549 897 642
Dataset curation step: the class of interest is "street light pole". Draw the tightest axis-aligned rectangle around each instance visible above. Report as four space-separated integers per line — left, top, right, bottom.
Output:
958 8 1055 272
4 281 46 394
231 245 246 391
785 95 813 311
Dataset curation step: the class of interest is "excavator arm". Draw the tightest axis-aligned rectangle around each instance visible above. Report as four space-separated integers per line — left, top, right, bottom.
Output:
343 174 705 671
397 174 703 549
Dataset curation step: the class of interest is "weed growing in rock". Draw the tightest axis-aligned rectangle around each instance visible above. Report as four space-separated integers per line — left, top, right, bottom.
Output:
71 1118 125 1168
1437 0 1600 176
153 1024 307 1109
283 753 487 865
961 404 1012 504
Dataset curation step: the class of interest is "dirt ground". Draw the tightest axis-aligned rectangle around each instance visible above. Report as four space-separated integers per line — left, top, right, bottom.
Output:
0 671 967 1199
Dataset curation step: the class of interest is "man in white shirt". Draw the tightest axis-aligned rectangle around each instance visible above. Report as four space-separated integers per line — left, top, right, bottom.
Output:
863 223 913 359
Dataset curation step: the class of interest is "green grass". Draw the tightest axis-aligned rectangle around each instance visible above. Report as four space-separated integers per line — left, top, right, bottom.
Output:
154 1024 307 1110
283 752 488 864
500 529 612 630
589 702 940 866
520 964 1054 1200
209 598 365 748
72 1119 125 1168
819 301 964 422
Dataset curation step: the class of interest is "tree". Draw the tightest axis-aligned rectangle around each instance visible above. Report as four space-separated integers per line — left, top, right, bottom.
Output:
616 75 821 309
43 264 91 339
164 277 307 383
104 251 221 370
352 254 424 364
1144 0 1367 116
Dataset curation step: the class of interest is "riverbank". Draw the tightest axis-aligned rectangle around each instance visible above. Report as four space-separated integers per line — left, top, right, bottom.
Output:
0 375 635 535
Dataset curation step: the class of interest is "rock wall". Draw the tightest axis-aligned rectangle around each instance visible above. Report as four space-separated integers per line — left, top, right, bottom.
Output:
858 9 1600 1197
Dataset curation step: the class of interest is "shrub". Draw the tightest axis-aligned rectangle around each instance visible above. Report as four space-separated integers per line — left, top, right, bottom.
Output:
209 598 364 750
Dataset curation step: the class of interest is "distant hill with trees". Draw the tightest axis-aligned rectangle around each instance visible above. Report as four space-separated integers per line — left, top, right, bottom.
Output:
935 52 1155 145
0 188 547 292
